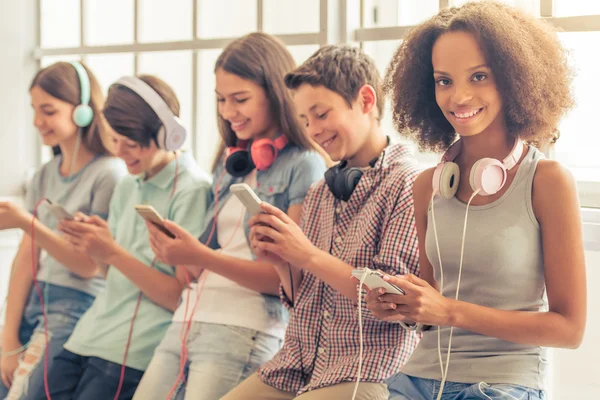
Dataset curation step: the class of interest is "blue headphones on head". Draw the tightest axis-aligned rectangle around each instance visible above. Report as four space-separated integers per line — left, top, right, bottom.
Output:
69 61 93 128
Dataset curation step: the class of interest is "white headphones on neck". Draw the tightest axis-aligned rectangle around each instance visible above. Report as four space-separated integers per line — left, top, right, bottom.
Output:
113 76 187 151
432 138 524 199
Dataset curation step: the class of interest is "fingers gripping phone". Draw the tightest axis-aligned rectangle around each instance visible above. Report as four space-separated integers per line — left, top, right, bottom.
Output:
351 267 405 295
45 199 74 221
230 183 263 216
134 205 175 238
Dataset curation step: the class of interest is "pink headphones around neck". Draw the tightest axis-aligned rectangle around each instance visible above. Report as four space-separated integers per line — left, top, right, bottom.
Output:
224 135 289 178
432 138 524 199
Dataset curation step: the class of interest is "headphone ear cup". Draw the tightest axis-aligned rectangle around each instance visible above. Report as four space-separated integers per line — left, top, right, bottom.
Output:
336 168 363 202
72 104 93 128
469 158 506 196
155 126 166 149
225 150 255 178
437 162 460 199
250 139 278 171
325 165 339 197
164 116 187 151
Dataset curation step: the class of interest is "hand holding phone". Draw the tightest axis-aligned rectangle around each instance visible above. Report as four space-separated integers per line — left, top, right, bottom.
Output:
230 183 263 216
45 199 74 221
135 205 175 238
351 267 405 295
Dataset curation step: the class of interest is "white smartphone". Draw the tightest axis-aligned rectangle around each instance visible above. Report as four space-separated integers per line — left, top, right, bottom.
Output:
134 205 175 238
45 199 74 221
351 267 405 295
230 183 263 216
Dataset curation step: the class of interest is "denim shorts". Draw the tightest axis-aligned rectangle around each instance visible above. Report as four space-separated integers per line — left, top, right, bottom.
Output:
133 321 283 400
0 282 94 400
387 373 546 400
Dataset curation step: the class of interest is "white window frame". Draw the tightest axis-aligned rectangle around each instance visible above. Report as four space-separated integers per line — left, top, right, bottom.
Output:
34 0 339 161
354 0 600 249
33 0 599 249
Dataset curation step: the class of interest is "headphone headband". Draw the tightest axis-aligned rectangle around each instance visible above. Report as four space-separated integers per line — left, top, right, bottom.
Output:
113 76 187 150
441 138 523 171
70 61 90 107
114 76 178 134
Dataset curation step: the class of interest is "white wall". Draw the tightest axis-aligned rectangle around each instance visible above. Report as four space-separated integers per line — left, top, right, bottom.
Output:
551 250 600 399
0 0 39 197
0 0 38 318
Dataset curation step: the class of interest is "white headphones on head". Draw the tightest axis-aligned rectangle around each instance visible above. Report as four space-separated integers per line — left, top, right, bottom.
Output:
113 76 187 151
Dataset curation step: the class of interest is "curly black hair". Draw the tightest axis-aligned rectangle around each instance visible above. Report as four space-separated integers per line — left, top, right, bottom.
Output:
385 1 574 152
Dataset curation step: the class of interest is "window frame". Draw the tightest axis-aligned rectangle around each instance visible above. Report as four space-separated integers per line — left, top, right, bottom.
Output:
34 0 599 247
355 0 600 249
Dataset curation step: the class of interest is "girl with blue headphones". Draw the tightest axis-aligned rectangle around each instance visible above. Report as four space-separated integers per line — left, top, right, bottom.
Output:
366 3 586 400
0 61 126 399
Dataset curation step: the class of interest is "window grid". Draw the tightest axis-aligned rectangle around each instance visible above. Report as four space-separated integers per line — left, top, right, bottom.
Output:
355 0 600 209
35 0 600 208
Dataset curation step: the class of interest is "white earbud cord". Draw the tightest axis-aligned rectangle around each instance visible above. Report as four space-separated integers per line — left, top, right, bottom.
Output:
352 270 370 400
432 189 480 400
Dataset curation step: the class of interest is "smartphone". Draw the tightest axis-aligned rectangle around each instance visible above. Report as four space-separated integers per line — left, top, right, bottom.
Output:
351 268 405 295
134 205 175 238
45 199 74 221
230 183 263 216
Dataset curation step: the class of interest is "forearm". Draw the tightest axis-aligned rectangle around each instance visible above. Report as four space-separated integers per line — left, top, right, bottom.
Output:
202 251 282 296
2 250 34 343
450 300 584 349
107 247 184 312
20 218 100 279
302 249 359 302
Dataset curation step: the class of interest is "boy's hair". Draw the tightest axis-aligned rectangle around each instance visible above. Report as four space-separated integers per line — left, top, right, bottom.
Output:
386 1 574 152
103 75 180 148
30 61 110 157
211 32 315 172
285 45 384 122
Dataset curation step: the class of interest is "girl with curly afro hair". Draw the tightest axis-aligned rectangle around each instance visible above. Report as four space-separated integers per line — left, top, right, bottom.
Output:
365 2 586 400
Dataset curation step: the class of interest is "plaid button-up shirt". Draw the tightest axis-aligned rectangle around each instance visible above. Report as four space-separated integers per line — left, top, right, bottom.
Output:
257 143 421 395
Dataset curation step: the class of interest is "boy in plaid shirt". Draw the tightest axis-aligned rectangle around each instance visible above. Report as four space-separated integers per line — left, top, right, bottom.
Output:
223 45 421 400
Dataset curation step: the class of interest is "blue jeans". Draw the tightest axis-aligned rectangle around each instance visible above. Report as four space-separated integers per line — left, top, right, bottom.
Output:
44 349 144 400
387 373 546 400
0 282 94 400
133 322 283 400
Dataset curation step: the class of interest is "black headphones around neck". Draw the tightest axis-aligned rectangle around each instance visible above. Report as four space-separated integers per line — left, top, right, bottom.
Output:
325 154 383 202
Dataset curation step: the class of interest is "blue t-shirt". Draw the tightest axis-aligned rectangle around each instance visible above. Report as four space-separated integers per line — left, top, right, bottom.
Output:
64 151 212 370
25 155 127 296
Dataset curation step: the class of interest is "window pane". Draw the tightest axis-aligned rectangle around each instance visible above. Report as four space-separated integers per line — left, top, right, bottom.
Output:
139 0 193 43
196 49 222 172
555 1 600 17
263 0 320 34
363 40 439 167
197 0 257 38
555 32 600 205
84 0 134 45
138 51 193 151
84 54 135 94
40 0 81 48
40 55 82 69
363 0 439 28
451 0 539 16
289 45 319 65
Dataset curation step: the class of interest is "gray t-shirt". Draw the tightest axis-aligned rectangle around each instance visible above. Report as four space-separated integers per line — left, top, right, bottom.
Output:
25 154 127 296
401 147 548 390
